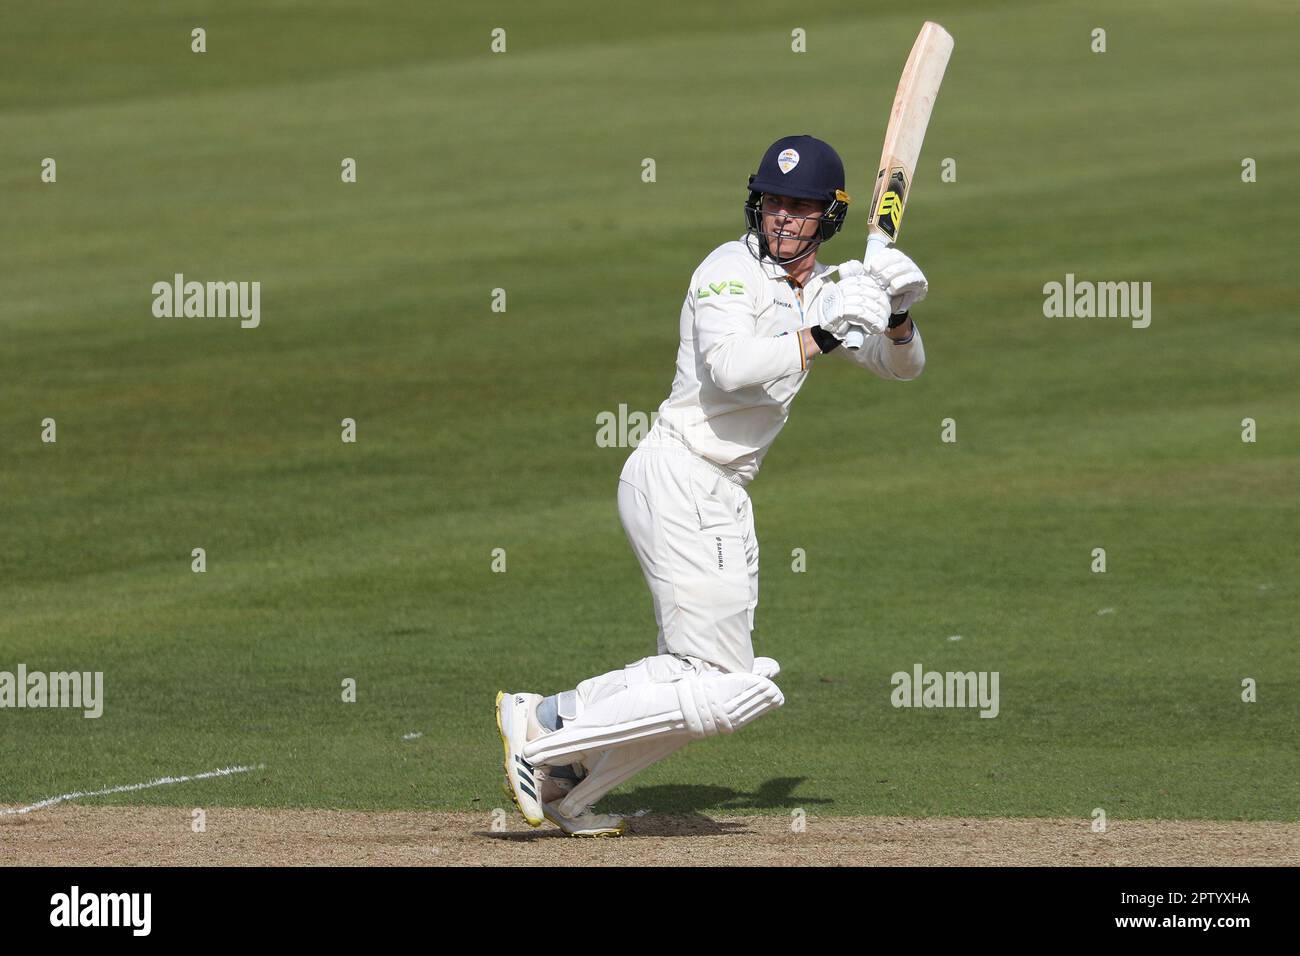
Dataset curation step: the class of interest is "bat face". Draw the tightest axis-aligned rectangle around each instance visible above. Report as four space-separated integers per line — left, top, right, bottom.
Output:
864 22 953 251
843 21 952 351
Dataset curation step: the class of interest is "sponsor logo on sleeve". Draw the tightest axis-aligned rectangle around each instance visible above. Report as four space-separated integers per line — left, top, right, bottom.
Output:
697 280 745 299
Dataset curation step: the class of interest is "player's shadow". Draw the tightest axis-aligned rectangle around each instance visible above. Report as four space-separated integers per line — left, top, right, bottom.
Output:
479 828 578 842
478 778 831 840
477 816 748 839
606 776 830 816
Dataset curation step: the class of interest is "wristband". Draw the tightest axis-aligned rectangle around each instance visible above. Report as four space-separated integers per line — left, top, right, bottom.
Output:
809 325 841 353
891 319 916 345
887 310 911 329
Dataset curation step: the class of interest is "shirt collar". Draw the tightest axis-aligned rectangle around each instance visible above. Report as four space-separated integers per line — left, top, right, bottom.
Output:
742 233 834 288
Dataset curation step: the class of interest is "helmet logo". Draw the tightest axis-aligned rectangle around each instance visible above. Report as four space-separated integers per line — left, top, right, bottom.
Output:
776 148 800 174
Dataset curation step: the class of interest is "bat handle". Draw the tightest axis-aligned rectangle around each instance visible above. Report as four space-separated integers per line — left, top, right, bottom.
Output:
843 235 891 351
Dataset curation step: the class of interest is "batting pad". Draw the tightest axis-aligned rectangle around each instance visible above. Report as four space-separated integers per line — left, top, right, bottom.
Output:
556 737 689 818
522 669 783 768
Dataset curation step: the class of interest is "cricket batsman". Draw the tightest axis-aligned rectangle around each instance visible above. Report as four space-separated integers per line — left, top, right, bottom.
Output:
496 134 927 836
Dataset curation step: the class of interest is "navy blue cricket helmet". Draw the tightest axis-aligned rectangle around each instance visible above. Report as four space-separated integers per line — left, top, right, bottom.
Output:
744 134 851 264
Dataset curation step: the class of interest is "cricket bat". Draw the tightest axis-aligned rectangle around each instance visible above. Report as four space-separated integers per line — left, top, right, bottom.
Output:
844 21 953 351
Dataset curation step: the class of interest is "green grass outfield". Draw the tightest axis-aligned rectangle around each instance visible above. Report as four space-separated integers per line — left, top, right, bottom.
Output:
1 1 1296 821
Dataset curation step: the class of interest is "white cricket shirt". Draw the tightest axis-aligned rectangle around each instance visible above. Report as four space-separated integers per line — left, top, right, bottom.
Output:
649 233 925 485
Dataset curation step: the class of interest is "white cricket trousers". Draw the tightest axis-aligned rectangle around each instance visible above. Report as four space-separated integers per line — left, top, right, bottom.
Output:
616 432 759 675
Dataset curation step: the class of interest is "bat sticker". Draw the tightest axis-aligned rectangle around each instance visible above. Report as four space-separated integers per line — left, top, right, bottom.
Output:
873 168 909 239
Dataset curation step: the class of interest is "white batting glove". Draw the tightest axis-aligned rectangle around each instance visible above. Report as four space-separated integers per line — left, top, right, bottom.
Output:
833 259 867 280
865 247 928 313
819 274 892 338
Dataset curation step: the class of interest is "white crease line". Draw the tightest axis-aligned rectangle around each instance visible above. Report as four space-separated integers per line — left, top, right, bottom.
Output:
0 763 265 816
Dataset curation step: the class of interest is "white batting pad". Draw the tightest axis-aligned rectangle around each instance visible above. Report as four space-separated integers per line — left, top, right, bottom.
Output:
522 658 783 768
555 737 689 819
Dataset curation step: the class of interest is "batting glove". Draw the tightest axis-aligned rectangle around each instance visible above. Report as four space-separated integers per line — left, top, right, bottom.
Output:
865 247 928 313
818 274 892 338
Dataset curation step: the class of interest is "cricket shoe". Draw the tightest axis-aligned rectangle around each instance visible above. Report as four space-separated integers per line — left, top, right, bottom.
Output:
543 801 626 838
495 691 544 827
